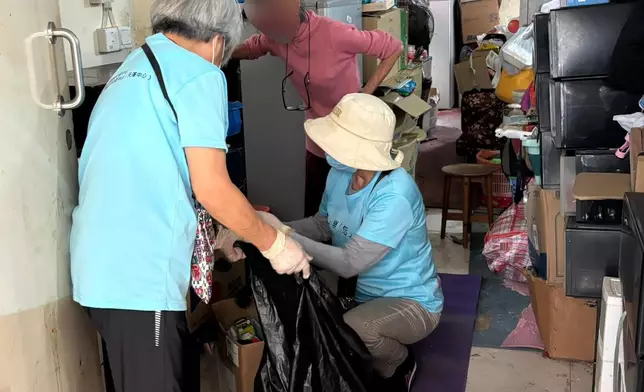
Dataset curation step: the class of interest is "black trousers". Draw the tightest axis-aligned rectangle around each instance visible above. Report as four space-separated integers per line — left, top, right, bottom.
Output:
86 308 199 392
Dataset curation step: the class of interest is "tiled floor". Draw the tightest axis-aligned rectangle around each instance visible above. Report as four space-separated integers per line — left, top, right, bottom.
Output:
428 208 594 392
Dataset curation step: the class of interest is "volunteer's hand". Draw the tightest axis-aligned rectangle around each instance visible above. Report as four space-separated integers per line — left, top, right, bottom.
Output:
215 227 245 262
261 231 312 279
257 211 291 234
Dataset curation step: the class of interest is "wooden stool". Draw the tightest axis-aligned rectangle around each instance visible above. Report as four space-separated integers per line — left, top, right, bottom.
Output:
440 164 498 248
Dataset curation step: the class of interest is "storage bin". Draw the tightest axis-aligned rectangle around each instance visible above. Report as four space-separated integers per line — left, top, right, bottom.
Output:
549 2 635 79
540 130 560 189
227 101 243 137
523 138 541 185
549 78 639 149
564 217 620 298
575 149 630 174
535 73 549 130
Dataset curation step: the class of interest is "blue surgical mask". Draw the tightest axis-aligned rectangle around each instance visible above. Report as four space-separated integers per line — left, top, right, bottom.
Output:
325 154 356 173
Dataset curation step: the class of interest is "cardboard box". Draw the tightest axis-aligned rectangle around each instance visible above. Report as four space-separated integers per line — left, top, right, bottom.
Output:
630 128 644 192
362 0 395 12
453 50 494 94
532 187 565 285
362 8 408 82
383 64 423 98
213 299 265 392
187 255 246 333
460 0 500 44
527 274 598 361
379 91 431 136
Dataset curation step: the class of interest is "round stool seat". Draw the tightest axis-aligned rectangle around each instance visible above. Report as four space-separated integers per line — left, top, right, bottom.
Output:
441 163 498 177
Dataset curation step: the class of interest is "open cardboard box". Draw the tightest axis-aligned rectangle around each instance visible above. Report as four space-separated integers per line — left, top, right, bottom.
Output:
187 254 246 333
527 273 598 361
213 299 265 392
630 127 644 192
379 91 431 137
453 50 495 94
526 184 565 285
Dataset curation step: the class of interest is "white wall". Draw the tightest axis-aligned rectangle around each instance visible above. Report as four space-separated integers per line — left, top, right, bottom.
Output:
59 0 133 70
132 0 155 47
1 0 102 390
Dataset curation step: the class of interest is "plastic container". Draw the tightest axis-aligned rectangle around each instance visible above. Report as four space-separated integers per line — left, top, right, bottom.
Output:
476 150 512 208
227 101 243 137
522 138 541 186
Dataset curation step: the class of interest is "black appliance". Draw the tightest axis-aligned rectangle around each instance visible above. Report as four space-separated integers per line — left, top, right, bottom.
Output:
540 131 559 189
575 149 630 174
565 217 620 298
533 13 549 75
619 193 644 358
549 78 640 149
536 73 550 130
549 2 635 79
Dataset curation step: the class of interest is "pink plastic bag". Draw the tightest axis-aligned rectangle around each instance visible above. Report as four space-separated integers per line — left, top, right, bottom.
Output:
483 203 531 282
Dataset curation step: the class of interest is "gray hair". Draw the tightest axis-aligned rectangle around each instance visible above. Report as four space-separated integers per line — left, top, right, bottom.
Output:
151 0 243 64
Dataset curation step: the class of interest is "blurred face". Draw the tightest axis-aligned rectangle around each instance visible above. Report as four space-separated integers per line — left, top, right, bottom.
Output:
245 0 301 43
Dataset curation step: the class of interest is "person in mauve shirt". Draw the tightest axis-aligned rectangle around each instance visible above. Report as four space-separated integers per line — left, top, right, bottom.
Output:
233 0 403 219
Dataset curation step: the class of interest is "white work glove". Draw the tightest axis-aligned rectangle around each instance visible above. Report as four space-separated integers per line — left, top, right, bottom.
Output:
215 227 245 262
256 211 292 234
261 230 311 279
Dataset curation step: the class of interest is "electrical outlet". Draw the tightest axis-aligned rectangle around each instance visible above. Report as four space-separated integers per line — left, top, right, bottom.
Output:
95 27 121 53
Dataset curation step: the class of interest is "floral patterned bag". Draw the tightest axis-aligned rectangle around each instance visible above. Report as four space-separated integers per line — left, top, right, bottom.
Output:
142 43 217 303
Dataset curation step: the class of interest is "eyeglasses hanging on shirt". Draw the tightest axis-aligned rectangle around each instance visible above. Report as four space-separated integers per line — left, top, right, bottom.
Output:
281 21 311 111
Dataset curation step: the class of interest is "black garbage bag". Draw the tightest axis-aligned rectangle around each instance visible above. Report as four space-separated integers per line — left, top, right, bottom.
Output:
236 243 374 392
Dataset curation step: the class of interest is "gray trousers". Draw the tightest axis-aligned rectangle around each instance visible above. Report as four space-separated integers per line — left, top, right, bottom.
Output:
343 298 441 378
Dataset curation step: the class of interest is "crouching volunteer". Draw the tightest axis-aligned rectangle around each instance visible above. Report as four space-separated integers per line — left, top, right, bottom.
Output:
258 93 444 391
70 0 310 391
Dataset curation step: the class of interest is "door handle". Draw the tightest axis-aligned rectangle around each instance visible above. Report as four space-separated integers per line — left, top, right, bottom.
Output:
25 21 85 116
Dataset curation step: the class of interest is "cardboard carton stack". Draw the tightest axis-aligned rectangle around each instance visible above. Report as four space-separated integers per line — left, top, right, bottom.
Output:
362 6 408 82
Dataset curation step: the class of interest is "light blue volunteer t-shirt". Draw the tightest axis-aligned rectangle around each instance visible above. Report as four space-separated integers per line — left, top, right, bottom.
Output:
70 33 228 311
320 168 444 314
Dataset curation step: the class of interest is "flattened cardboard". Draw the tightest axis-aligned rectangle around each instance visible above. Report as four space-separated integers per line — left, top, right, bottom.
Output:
528 274 598 361
535 188 565 284
453 51 494 94
460 0 500 44
572 172 631 200
213 299 265 392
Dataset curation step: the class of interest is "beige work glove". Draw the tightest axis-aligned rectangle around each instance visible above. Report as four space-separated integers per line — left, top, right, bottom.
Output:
256 211 292 235
261 230 311 279
214 227 245 262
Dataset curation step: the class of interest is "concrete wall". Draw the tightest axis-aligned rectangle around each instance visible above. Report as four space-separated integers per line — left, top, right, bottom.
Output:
0 0 103 390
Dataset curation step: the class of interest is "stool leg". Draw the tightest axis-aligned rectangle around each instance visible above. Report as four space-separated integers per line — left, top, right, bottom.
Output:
462 177 470 248
485 174 494 227
440 175 451 239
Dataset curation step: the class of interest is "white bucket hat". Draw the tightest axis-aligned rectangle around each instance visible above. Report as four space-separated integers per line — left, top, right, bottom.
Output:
304 93 404 171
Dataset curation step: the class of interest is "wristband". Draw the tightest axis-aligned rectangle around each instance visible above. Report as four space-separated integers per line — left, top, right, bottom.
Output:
260 230 286 260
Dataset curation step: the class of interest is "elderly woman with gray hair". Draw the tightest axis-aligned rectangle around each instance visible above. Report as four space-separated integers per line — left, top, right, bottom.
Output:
70 0 311 391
